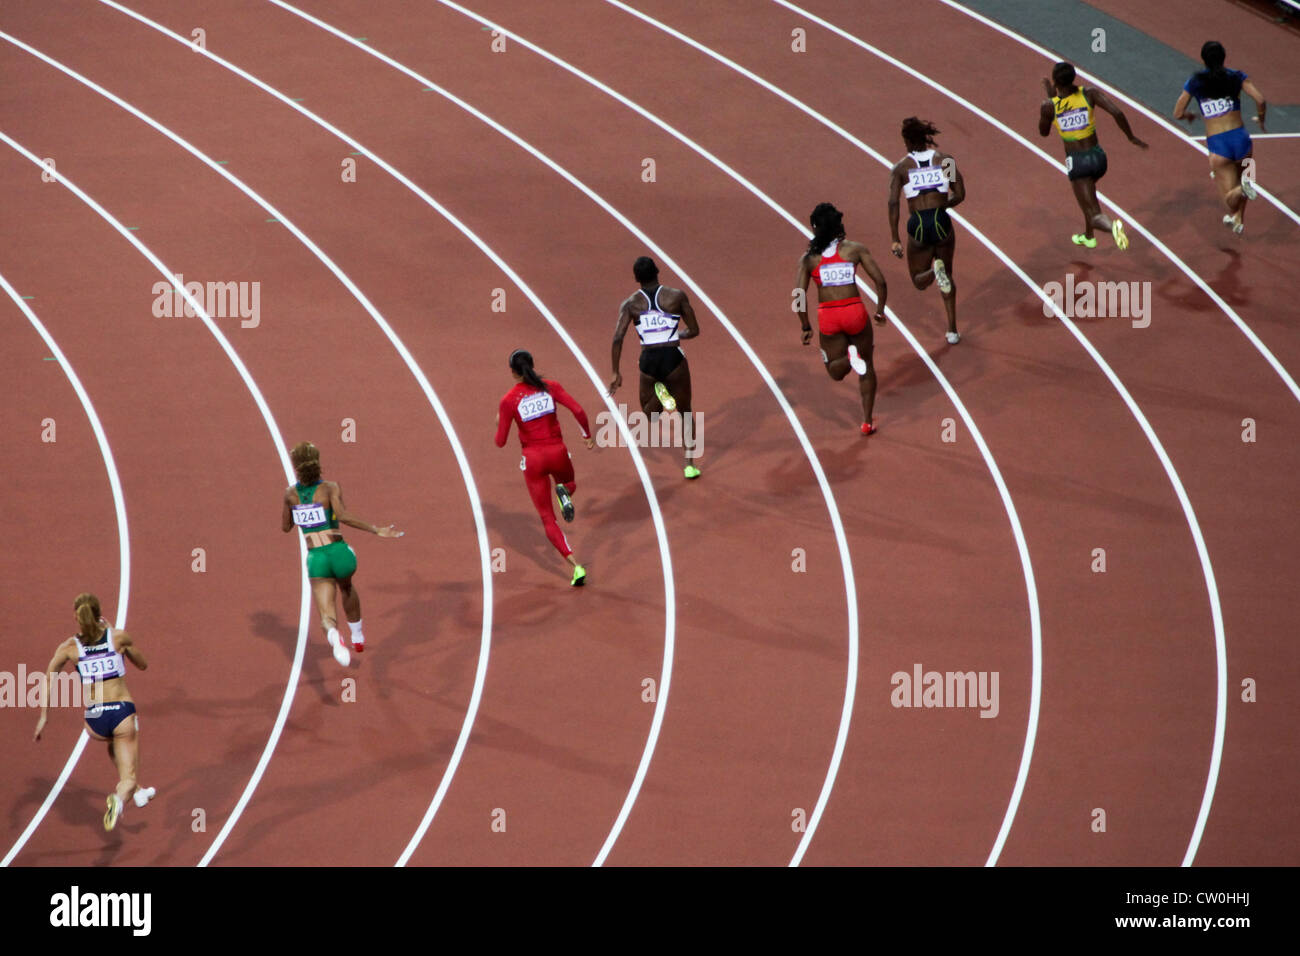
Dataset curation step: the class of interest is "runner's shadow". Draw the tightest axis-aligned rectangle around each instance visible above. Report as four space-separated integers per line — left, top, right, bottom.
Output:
249 609 334 706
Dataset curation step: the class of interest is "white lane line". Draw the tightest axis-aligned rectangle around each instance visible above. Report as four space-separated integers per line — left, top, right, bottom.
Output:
775 0 1232 869
265 0 855 868
436 0 1039 869
5 21 497 866
777 0 1300 409
935 0 1300 231
610 0 1226 868
0 123 314 867
0 273 130 867
93 0 673 866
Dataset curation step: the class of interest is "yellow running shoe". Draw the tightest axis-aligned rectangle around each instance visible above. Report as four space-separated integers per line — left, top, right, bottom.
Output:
104 793 123 831
684 464 701 479
1112 219 1129 251
571 565 587 587
1071 234 1097 248
654 381 676 412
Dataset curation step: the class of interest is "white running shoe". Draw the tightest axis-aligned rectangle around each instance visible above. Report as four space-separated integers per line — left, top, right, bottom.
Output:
327 628 350 667
946 331 961 345
133 787 157 809
933 259 952 295
847 344 868 375
1240 178 1257 201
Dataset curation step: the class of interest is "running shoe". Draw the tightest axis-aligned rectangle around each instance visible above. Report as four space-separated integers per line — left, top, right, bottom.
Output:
133 787 157 809
104 794 123 831
1071 234 1097 248
1241 178 1257 201
933 258 952 295
946 331 961 345
1232 220 1244 235
350 630 365 653
1111 219 1129 251
1223 214 1236 229
861 422 877 436
571 565 587 587
654 381 676 412
556 483 575 522
327 627 350 667
683 464 701 479
847 344 868 376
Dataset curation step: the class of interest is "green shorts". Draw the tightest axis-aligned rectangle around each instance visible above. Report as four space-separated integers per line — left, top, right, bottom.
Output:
306 539 357 580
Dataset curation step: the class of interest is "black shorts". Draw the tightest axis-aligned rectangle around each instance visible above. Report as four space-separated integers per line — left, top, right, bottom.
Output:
639 346 686 381
906 207 954 247
85 700 136 738
1065 145 1108 182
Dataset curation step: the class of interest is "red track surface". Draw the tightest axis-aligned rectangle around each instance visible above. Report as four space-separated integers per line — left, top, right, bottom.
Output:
3 0 1296 866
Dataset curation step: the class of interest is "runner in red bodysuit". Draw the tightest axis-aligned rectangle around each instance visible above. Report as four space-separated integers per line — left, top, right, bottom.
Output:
495 349 595 586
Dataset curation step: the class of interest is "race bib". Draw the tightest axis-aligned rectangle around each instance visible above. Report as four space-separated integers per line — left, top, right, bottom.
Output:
906 166 946 191
1200 96 1233 119
77 656 117 680
518 392 556 422
818 261 855 286
292 502 328 527
1057 108 1089 132
636 311 679 344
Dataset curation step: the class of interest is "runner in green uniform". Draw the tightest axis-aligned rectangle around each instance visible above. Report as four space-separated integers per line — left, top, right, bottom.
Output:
281 441 402 666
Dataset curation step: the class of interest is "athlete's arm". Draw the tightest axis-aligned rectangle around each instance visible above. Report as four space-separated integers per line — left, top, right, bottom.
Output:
1173 89 1197 123
281 487 295 533
115 630 148 671
943 153 966 209
849 243 888 324
1089 87 1148 148
1038 79 1055 137
551 381 595 448
887 161 905 258
609 298 634 396
1242 79 1267 130
328 482 402 538
676 291 700 341
794 255 814 345
34 640 74 740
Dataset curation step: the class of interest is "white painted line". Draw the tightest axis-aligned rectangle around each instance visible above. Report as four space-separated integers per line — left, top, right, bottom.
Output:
777 0 1300 410
438 0 1039 870
266 0 858 867
93 0 674 866
934 0 1300 231
775 0 1230 868
0 273 130 867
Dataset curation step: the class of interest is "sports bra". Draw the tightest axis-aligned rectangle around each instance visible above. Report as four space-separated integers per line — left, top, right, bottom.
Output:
634 286 681 347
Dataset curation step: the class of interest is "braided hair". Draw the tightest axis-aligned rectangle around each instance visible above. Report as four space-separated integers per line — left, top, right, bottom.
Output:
509 349 548 392
806 202 845 257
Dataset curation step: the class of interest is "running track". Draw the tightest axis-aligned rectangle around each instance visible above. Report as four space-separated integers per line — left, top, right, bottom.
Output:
2 0 1297 866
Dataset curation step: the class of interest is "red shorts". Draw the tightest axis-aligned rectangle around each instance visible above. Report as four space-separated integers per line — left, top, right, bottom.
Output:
817 298 868 336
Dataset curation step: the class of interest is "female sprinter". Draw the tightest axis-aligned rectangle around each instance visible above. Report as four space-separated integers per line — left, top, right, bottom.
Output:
497 349 595 586
609 256 702 479
282 441 402 667
888 117 966 345
1174 41 1267 235
33 593 156 831
795 202 888 435
1038 60 1147 249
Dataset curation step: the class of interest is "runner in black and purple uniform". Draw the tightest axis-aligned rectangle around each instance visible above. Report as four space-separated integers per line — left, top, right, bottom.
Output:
33 592 156 831
1174 41 1268 235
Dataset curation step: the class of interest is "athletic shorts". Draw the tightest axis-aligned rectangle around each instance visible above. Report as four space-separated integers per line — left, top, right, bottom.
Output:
306 538 358 579
1206 126 1252 162
639 345 686 380
85 700 136 738
817 298 868 337
1065 145 1108 182
906 207 953 246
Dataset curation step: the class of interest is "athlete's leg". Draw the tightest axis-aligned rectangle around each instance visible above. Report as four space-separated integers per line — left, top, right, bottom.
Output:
311 578 339 633
819 330 852 381
639 371 660 415
109 719 138 808
337 574 361 624
846 324 877 424
525 450 575 559
906 239 937 290
1071 177 1111 236
662 356 697 469
934 234 958 336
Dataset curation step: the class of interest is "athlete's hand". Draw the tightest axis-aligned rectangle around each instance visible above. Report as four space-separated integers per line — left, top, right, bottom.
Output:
1041 77 1053 98
584 436 596 450
376 524 404 538
607 373 622 396
890 241 903 259
800 325 814 346
1129 135 1149 149
33 715 46 741
873 311 887 326
1254 113 1267 133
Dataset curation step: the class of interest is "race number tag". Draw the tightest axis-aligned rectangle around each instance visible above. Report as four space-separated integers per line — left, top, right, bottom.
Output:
518 391 556 422
77 657 116 680
906 166 946 191
1200 96 1233 119
292 503 328 527
818 261 855 286
1057 108 1089 132
636 311 679 344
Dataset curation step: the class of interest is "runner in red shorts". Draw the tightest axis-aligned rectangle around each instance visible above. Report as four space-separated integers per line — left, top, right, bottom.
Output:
496 349 595 586
795 202 888 434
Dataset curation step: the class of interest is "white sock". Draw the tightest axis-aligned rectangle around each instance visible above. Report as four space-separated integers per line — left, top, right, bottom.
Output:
348 620 364 642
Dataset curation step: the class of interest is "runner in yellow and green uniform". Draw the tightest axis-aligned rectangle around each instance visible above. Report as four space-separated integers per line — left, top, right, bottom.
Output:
1038 61 1147 250
281 441 403 666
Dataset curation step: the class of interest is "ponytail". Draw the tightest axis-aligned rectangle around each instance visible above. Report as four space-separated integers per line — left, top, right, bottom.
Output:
509 349 548 393
1196 41 1238 100
73 592 105 641
806 202 845 257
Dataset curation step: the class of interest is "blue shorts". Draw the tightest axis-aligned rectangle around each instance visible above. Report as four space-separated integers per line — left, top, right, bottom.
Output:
85 701 136 738
1206 126 1252 162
